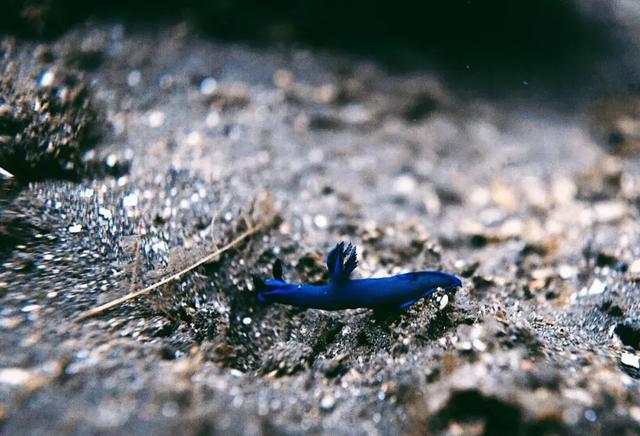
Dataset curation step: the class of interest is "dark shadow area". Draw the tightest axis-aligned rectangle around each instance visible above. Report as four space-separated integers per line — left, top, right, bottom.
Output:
431 390 524 434
429 389 566 435
0 211 48 261
615 320 640 350
1 0 627 97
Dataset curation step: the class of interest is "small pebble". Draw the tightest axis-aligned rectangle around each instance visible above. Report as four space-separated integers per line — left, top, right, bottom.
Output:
98 207 112 219
127 70 141 87
21 304 40 313
628 259 640 276
148 111 165 128
319 394 335 411
68 224 82 234
313 214 328 229
123 193 138 207
472 339 487 352
558 264 577 279
39 70 55 87
621 352 640 369
205 111 220 127
106 154 118 167
161 401 178 418
593 201 626 223
393 174 417 195
627 259 640 280
439 294 449 310
584 409 597 423
185 131 203 147
0 368 32 386
586 279 606 296
200 77 218 95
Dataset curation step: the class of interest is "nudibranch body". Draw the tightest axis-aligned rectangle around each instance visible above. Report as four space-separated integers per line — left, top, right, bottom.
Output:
255 242 462 311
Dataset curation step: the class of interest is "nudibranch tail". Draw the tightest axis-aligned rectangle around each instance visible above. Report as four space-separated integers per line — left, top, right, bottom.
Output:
255 278 288 304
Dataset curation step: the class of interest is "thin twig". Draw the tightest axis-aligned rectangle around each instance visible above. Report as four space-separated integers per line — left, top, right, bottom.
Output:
75 222 266 322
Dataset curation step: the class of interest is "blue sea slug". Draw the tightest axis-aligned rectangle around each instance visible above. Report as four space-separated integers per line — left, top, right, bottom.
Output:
255 242 462 310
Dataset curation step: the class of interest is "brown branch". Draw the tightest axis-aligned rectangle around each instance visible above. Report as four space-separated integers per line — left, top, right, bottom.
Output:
75 222 266 322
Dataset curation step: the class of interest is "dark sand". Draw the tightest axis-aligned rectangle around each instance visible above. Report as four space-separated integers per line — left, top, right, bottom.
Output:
3 2 640 434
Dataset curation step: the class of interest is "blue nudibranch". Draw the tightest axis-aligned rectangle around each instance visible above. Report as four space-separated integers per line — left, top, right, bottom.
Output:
255 242 462 310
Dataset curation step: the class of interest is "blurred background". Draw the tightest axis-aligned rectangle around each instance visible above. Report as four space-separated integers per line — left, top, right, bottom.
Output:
3 0 634 91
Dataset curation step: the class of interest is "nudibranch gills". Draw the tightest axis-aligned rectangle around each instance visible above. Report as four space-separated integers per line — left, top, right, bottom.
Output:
256 242 462 310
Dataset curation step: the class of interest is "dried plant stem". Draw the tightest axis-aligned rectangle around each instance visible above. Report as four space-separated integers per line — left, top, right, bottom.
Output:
76 222 266 322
